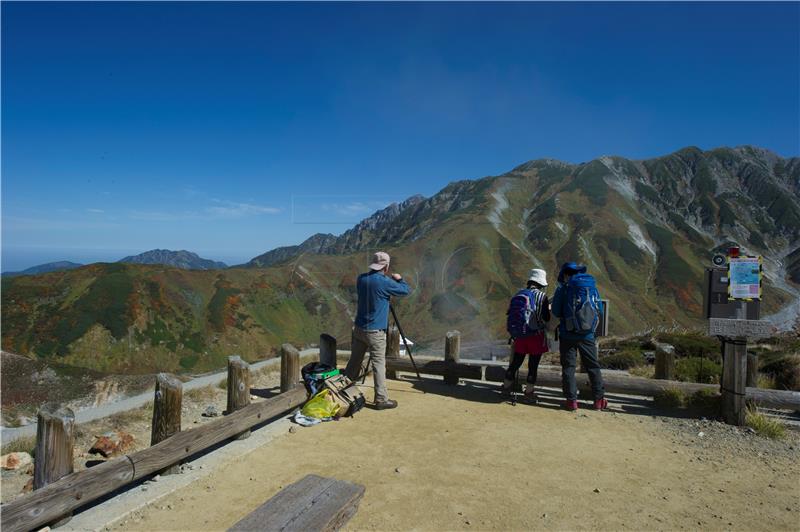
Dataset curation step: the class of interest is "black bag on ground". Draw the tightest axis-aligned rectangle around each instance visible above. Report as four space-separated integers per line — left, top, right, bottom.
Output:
301 362 340 395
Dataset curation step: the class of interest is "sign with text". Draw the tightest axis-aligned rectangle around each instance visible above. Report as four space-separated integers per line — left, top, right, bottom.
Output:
728 256 762 300
708 318 771 339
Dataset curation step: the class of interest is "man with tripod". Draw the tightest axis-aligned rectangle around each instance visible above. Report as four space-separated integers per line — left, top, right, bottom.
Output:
344 251 410 410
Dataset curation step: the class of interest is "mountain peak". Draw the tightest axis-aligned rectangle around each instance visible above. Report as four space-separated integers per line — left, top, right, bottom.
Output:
118 249 227 270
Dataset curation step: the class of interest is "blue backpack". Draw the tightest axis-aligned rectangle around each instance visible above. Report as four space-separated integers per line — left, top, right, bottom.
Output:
506 289 544 338
562 273 601 334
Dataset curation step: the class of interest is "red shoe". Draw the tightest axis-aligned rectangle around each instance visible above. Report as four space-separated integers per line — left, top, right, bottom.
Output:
563 399 578 411
593 398 609 411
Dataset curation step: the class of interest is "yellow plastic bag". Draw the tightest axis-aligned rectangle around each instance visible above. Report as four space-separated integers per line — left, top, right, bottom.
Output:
301 389 341 419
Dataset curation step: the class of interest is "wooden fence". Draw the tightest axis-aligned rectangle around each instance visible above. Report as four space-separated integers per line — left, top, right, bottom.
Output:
3 332 799 532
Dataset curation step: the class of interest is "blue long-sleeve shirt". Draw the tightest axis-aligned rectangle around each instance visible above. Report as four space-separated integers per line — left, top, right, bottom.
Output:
355 270 410 330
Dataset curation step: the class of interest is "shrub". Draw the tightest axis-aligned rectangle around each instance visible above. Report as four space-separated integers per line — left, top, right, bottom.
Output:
761 355 800 391
757 374 776 389
745 406 786 440
656 333 721 362
654 387 686 408
1 435 36 456
629 365 655 379
687 389 720 411
675 357 722 384
600 349 644 370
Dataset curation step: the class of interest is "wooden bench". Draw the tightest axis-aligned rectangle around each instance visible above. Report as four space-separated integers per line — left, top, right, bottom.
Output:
228 474 366 532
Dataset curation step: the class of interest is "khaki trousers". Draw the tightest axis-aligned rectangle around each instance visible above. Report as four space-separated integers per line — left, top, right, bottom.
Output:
345 326 388 403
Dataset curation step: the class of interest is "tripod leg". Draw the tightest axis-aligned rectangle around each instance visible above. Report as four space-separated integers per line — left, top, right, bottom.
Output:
360 353 374 385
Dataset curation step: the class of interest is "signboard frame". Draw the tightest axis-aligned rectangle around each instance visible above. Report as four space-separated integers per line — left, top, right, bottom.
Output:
727 255 762 301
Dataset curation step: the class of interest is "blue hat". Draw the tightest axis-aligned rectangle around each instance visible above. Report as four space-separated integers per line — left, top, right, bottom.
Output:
558 262 587 283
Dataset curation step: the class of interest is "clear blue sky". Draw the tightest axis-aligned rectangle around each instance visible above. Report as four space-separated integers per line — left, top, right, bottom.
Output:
2 2 798 271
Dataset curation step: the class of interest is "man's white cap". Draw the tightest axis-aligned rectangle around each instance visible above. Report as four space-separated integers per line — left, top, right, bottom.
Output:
369 251 391 271
528 268 548 286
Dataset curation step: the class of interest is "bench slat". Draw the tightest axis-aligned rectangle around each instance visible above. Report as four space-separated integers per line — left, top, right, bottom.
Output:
229 474 365 532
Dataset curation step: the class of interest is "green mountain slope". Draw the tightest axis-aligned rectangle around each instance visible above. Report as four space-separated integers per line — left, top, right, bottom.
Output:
2 145 798 373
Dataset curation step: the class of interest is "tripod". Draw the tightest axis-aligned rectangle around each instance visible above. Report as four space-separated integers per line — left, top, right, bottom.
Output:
357 303 422 383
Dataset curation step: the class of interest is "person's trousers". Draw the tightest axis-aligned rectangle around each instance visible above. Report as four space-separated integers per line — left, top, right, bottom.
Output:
505 353 542 384
345 326 389 403
559 337 605 400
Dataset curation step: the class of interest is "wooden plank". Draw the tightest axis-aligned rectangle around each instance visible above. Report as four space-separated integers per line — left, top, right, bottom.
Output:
227 356 252 440
387 358 482 380
151 373 183 474
722 339 747 425
385 327 400 380
1 386 308 532
320 334 338 368
34 403 75 527
228 474 365 532
281 343 301 392
444 331 460 385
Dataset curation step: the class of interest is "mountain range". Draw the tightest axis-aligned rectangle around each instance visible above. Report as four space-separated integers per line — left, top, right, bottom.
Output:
118 249 227 270
2 261 84 278
2 145 798 374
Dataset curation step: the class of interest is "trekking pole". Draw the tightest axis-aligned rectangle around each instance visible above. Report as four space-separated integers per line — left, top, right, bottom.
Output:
512 367 518 406
390 303 422 380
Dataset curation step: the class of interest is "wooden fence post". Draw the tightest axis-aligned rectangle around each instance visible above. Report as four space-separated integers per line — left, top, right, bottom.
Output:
445 331 461 385
151 373 183 474
386 326 400 380
320 333 337 368
747 352 758 388
721 338 747 426
227 357 251 440
654 344 676 380
281 344 300 393
35 403 75 526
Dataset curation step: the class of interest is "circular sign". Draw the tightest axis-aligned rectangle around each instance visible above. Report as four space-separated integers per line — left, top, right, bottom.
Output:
712 254 726 267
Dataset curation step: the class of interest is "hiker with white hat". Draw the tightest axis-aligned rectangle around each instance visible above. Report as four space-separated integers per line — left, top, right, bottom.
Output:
344 251 410 410
502 268 552 403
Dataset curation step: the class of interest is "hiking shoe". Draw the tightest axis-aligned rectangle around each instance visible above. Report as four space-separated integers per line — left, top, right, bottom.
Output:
563 399 578 411
524 383 538 404
374 399 398 410
593 398 609 411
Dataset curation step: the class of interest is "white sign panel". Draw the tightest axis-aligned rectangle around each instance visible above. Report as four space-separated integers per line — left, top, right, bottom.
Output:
728 256 761 300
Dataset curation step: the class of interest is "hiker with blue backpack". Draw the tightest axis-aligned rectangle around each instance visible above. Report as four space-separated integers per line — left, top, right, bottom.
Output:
502 268 551 403
551 262 607 411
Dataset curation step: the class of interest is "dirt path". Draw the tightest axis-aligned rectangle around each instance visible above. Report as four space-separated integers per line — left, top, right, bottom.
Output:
115 378 799 531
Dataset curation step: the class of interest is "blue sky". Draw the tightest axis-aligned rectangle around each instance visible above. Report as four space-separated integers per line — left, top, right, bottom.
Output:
2 2 798 271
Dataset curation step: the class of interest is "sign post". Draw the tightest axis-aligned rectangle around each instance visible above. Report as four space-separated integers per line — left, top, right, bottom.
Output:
705 249 769 426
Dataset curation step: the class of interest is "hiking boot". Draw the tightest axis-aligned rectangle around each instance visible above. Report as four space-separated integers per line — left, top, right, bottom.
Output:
524 383 538 404
563 399 578 411
501 378 513 394
374 399 398 410
593 398 609 411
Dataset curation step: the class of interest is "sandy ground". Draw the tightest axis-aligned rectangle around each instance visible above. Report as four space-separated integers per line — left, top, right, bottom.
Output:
112 377 800 532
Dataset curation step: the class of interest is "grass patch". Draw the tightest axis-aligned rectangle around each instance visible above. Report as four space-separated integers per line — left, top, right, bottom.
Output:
629 365 655 379
106 402 152 429
756 374 776 389
1 435 36 456
761 355 800 391
687 389 720 411
654 387 686 408
745 405 786 440
675 357 722 384
600 349 644 370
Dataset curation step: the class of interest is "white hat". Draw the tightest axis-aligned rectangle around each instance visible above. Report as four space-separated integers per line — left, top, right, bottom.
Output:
369 251 391 271
528 268 548 286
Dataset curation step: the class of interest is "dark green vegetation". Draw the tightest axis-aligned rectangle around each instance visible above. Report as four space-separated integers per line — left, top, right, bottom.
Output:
2 146 799 375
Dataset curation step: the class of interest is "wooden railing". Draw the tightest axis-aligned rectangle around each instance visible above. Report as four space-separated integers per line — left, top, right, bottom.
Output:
3 331 799 532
